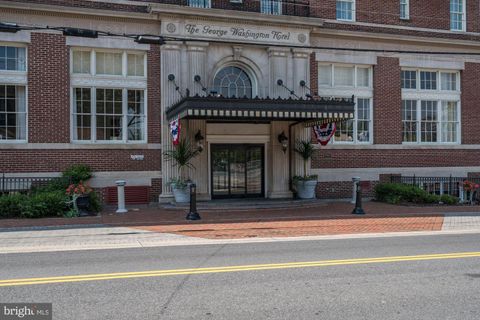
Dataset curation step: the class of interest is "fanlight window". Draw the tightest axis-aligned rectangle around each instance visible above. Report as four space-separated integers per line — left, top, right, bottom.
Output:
213 66 253 98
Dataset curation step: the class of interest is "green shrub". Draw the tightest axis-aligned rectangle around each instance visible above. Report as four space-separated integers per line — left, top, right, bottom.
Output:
440 194 459 205
375 183 448 205
62 164 92 184
0 194 26 218
20 191 69 218
87 191 102 213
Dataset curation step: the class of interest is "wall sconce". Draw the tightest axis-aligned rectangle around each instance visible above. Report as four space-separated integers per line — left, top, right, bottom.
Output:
195 129 205 152
278 131 288 153
194 75 208 92
300 80 313 99
168 74 184 98
277 79 300 99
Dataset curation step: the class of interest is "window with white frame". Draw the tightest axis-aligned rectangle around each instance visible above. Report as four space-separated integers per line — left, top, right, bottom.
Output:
0 85 26 141
0 46 26 71
188 0 211 8
450 0 465 31
71 49 147 143
261 0 282 15
336 0 355 21
401 69 460 144
318 63 372 144
400 0 409 20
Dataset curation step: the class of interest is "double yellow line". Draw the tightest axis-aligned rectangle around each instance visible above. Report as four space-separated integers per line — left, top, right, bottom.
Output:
1 251 479 287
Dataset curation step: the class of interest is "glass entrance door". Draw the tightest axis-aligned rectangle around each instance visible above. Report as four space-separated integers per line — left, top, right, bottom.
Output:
211 144 264 199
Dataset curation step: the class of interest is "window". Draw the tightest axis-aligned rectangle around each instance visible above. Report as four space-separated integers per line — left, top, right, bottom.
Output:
318 64 371 88
420 71 437 90
401 69 460 144
213 66 253 98
73 88 146 142
336 0 355 21
402 100 417 142
317 63 373 144
0 85 26 141
0 46 26 71
96 52 122 76
72 51 90 74
127 54 145 77
400 0 409 20
188 0 211 8
441 72 457 91
450 0 465 31
401 70 416 89
261 0 282 15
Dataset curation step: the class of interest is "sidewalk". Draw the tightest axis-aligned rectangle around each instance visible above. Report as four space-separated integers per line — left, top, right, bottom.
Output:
0 201 479 254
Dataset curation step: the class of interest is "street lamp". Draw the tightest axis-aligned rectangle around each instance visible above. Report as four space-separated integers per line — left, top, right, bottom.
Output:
278 131 288 153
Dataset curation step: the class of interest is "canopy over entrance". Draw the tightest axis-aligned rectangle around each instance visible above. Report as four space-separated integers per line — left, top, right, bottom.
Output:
166 95 355 126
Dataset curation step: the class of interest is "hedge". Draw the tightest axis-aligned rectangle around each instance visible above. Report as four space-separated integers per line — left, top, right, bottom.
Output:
374 183 459 205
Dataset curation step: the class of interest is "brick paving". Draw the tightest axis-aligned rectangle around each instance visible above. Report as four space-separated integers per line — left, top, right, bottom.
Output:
0 201 478 239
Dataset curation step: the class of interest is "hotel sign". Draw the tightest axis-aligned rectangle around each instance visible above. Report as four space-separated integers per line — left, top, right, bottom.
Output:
161 20 310 46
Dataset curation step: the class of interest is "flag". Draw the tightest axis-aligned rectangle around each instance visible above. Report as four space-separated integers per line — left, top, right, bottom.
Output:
169 117 181 145
313 123 336 146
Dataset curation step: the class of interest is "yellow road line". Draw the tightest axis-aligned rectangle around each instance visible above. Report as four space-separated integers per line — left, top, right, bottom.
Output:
1 251 479 287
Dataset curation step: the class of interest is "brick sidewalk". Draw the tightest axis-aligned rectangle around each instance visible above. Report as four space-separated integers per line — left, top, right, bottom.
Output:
0 201 478 237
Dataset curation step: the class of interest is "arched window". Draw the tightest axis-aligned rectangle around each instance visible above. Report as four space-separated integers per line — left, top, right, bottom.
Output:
213 66 253 98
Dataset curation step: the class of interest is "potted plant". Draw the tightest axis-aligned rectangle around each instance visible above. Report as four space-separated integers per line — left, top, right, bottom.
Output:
293 140 318 199
163 139 201 203
66 181 92 216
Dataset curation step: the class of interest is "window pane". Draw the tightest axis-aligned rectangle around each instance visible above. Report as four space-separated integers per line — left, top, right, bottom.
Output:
0 46 25 71
356 68 369 87
357 98 370 142
441 101 458 142
73 88 92 141
318 65 332 86
213 66 252 98
261 0 282 15
450 0 464 31
72 51 90 74
420 100 438 142
127 53 145 77
334 119 354 142
402 100 417 142
420 71 437 90
0 85 26 140
96 52 122 75
188 0 211 8
336 0 354 20
334 66 354 86
401 70 417 89
441 72 457 91
96 88 123 140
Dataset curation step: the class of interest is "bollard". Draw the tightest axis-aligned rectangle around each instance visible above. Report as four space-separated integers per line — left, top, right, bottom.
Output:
115 180 128 214
186 183 201 220
351 182 366 215
351 177 361 204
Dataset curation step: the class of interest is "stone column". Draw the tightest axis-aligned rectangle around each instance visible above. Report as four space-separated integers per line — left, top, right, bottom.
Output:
291 49 312 178
160 42 183 203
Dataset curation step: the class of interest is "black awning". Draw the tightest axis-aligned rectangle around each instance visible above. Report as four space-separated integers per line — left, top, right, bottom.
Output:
166 95 355 125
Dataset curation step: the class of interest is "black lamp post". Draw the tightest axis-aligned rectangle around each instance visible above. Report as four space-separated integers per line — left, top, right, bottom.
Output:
352 182 366 215
186 183 201 220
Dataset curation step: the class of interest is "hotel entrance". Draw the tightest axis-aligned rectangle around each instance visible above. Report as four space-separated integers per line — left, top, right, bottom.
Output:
211 144 264 199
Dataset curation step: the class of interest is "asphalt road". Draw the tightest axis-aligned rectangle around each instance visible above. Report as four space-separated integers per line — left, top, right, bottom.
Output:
1 233 480 320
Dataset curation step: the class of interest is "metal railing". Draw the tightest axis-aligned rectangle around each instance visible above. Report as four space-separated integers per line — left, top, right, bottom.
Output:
390 175 480 201
166 0 310 17
0 174 59 195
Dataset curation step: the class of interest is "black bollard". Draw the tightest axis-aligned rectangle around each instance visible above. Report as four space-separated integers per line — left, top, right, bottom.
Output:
352 182 366 215
186 183 201 220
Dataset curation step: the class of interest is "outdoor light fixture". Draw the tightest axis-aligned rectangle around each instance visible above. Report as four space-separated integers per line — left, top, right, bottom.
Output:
168 74 184 98
300 80 313 99
62 27 98 38
135 35 165 45
277 79 300 98
194 75 208 92
0 22 19 33
195 129 205 152
278 131 288 153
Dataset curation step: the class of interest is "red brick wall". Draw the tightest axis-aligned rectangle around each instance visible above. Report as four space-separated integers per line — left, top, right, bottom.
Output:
150 178 162 202
0 150 160 173
312 149 480 169
147 45 161 144
309 53 318 96
373 56 402 144
461 62 480 144
28 33 70 143
2 0 149 12
316 180 376 199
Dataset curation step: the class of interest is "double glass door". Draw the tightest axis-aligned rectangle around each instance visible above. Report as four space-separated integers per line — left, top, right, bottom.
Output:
211 144 264 199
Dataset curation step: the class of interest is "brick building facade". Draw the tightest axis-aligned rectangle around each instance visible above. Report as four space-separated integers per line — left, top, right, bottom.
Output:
1 0 480 203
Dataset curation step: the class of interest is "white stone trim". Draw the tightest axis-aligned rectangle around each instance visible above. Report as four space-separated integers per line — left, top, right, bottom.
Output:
0 31 31 43
0 143 161 149
0 71 27 85
71 76 147 89
206 135 271 144
315 50 377 65
67 37 150 51
312 167 480 182
316 144 480 150
399 57 465 70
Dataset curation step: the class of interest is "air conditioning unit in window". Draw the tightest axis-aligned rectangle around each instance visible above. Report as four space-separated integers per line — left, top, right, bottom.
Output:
230 0 243 3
